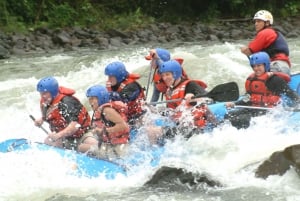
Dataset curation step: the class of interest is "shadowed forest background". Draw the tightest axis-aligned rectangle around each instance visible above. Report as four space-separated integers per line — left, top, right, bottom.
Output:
1 0 299 33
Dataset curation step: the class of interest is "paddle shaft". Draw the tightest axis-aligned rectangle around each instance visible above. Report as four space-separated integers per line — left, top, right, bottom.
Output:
145 66 153 101
235 105 300 112
147 81 239 105
148 98 182 105
29 115 49 134
234 105 273 110
147 96 210 105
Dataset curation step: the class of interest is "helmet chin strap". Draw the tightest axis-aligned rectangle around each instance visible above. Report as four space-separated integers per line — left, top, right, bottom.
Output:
169 77 176 89
171 77 180 88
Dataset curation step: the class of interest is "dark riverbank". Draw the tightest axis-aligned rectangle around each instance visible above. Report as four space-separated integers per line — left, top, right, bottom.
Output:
1 16 300 59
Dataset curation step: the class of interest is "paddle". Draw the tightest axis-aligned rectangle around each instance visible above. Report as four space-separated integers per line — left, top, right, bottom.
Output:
202 81 239 102
148 81 239 105
29 115 49 134
145 65 153 101
234 105 273 110
234 105 300 112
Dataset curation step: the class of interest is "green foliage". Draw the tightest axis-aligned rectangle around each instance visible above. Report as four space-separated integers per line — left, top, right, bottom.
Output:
0 16 27 33
102 8 155 31
280 1 300 17
205 2 221 21
0 0 9 25
48 3 76 27
76 1 99 26
4 0 37 23
69 0 107 27
0 0 300 33
226 0 249 17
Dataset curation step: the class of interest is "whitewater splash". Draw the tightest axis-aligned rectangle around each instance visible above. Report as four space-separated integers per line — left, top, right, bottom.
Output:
1 41 300 200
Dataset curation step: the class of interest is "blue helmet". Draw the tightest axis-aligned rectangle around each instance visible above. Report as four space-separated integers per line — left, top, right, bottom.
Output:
159 60 182 80
37 76 59 98
145 48 170 62
156 48 171 62
249 52 270 72
104 61 129 83
86 85 110 106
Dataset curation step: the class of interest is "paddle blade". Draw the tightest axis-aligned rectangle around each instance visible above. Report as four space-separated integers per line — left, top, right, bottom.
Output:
196 82 239 102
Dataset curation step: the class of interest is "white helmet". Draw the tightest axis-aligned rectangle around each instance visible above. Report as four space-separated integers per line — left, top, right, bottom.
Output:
253 10 273 25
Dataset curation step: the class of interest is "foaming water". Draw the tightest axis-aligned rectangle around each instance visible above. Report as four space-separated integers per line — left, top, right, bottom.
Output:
1 40 300 201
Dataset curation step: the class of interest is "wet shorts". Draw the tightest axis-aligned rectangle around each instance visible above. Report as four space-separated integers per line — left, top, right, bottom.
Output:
62 131 97 150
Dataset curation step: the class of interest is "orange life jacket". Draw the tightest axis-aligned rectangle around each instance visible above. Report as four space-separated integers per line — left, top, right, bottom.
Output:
165 80 208 128
99 101 130 145
192 104 208 128
107 73 145 120
41 86 91 138
245 73 288 107
165 79 207 109
91 110 104 129
274 72 291 82
174 58 184 65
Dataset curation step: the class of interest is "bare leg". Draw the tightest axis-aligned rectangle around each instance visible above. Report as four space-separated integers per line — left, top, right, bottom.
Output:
146 126 163 144
77 134 99 153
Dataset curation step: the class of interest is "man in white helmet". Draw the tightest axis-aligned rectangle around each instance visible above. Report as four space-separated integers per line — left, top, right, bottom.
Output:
241 10 291 76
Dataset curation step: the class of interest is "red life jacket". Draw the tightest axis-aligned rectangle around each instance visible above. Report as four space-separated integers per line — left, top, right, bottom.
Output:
91 110 104 129
274 72 291 82
165 79 207 109
165 79 208 128
245 73 288 107
153 58 189 93
174 58 184 65
107 73 145 120
192 104 208 128
41 86 91 138
248 28 291 66
99 101 130 145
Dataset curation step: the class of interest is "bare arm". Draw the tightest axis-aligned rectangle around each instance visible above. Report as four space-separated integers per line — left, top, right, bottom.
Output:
102 107 129 134
48 121 79 142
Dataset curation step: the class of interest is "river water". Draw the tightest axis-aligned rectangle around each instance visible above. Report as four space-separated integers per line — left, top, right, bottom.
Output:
1 39 300 201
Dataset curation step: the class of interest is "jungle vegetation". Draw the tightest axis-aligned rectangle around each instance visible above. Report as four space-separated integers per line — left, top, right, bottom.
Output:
0 0 299 33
